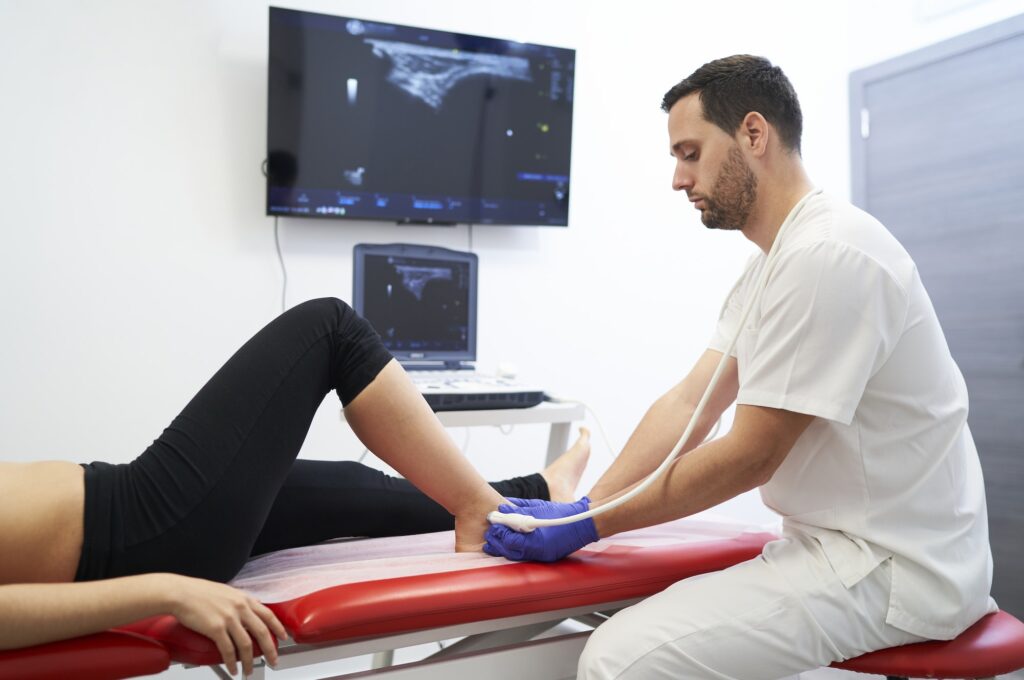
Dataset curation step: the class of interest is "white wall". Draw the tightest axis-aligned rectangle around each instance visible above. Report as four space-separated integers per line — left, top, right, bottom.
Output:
848 0 1024 69
1 0 1021 531
4 1 1024 678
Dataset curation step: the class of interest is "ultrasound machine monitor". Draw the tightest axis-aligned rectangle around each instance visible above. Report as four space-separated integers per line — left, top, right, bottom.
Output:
352 243 544 411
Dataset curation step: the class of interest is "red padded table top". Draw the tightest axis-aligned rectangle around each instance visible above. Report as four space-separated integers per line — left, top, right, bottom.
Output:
122 530 775 665
0 631 169 680
9 523 1022 680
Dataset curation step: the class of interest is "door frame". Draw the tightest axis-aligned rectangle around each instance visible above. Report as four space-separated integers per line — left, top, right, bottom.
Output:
848 13 1024 208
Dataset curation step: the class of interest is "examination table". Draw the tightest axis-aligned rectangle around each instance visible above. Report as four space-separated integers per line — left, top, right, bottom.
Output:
2 517 1022 680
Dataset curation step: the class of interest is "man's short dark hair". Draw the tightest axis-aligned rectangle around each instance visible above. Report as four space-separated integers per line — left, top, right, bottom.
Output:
661 55 803 155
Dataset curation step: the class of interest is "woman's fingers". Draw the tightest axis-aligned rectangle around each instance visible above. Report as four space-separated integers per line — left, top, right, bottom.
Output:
241 602 280 667
168 576 287 675
227 617 255 677
253 600 288 644
211 624 239 677
227 599 285 673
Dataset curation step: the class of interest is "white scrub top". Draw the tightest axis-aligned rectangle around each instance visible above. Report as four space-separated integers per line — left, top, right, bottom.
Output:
709 190 995 640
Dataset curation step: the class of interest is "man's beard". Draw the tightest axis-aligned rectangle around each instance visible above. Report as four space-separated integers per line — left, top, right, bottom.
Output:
700 146 758 231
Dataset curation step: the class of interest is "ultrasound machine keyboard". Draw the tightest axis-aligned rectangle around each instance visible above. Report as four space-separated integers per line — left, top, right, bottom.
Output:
406 370 517 389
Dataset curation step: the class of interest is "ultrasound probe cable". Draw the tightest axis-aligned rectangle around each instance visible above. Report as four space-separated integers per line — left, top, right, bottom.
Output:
487 189 821 534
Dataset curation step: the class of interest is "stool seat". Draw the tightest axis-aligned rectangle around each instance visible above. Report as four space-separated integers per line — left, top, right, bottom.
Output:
832 611 1024 679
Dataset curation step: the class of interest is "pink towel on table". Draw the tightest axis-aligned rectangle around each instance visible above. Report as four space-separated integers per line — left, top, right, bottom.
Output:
230 515 771 603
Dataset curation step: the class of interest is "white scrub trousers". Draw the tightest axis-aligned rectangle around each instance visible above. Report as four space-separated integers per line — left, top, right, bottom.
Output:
577 532 926 680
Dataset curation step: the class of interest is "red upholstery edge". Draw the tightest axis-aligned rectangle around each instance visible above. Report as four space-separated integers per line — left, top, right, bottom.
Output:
117 615 271 667
279 532 773 644
0 630 169 680
832 611 1024 678
116 532 772 665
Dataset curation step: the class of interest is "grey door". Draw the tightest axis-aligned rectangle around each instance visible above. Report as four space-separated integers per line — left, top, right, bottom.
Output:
850 14 1024 617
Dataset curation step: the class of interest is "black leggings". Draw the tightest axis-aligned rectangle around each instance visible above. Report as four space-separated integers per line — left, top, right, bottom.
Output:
75 298 548 583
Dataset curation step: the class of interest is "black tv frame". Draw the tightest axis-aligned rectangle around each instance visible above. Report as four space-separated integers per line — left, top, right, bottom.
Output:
266 7 575 227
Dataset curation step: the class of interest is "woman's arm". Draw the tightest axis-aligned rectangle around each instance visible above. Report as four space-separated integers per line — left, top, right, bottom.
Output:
0 574 286 677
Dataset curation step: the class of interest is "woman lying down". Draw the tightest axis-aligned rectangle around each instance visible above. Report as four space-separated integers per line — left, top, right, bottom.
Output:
0 298 590 676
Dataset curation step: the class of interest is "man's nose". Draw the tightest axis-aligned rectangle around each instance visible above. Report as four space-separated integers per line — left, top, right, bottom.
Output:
672 164 693 192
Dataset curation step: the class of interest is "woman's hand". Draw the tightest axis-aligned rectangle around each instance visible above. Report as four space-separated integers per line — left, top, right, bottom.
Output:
160 574 288 676
1 573 288 676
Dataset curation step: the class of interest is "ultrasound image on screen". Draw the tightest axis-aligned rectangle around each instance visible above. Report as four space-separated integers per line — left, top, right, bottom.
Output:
363 39 533 111
362 254 470 352
267 8 574 225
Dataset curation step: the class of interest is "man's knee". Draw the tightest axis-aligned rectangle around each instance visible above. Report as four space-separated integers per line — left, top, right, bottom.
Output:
578 617 631 680
580 625 721 680
578 596 734 680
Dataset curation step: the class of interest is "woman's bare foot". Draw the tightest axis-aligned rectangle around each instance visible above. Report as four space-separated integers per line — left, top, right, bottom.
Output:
542 427 591 502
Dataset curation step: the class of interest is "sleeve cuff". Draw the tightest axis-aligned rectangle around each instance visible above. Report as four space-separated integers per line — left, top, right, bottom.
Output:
736 389 855 425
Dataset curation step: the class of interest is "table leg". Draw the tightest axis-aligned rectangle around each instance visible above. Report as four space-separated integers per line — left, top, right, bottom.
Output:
372 649 395 669
545 422 572 467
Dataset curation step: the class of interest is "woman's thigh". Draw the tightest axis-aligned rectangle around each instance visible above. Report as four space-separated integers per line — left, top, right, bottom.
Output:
79 299 393 582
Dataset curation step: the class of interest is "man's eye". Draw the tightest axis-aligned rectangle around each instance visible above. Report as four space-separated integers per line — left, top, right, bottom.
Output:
683 153 697 161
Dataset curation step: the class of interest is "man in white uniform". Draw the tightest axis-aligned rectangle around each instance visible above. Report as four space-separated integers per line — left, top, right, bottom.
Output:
484 55 996 679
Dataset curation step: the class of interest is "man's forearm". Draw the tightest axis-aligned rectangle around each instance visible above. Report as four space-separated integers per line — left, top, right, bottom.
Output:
591 432 770 538
0 575 172 650
588 386 719 500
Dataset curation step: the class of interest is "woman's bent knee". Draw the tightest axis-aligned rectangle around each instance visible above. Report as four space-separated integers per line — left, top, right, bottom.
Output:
292 297 354 320
285 298 369 339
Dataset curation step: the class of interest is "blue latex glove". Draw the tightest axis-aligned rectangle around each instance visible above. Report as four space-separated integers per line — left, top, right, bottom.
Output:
498 497 586 519
484 496 598 562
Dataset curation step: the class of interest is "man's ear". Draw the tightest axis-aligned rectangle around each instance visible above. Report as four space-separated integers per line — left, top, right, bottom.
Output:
739 111 769 158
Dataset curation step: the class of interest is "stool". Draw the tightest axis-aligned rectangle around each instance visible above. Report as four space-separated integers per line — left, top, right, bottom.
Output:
831 610 1024 679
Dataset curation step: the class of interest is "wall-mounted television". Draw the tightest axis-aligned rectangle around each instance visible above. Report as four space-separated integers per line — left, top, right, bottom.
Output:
266 7 575 226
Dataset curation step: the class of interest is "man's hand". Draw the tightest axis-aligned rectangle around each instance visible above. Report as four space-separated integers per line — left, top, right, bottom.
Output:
497 497 587 520
162 574 288 677
484 497 598 562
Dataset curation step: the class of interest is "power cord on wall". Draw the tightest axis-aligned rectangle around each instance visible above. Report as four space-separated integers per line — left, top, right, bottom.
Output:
263 159 288 313
274 216 288 313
